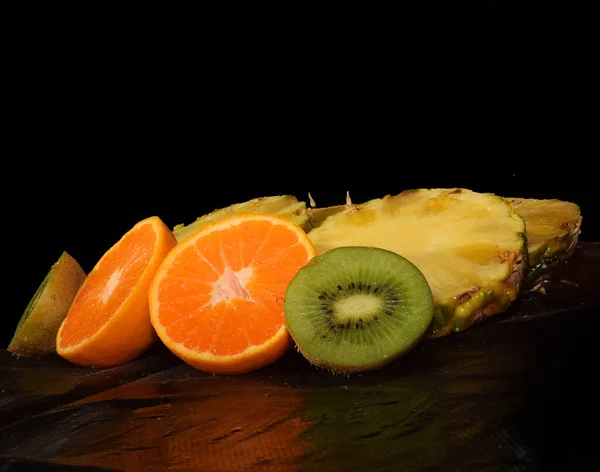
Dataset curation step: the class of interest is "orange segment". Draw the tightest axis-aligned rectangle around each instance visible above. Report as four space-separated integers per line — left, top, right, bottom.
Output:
56 216 178 367
149 213 317 375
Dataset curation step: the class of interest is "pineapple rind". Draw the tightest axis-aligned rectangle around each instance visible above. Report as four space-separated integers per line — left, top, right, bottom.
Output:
505 197 582 288
307 188 527 338
173 195 310 242
430 244 526 337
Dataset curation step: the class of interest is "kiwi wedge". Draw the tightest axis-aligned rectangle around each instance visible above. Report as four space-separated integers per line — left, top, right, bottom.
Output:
8 251 86 357
283 246 434 373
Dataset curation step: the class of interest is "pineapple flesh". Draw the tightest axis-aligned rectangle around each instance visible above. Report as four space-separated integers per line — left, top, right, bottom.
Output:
505 197 582 289
307 188 527 338
173 195 311 243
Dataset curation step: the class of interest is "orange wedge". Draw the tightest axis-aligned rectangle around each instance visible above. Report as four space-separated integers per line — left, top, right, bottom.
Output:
149 213 317 375
56 216 178 367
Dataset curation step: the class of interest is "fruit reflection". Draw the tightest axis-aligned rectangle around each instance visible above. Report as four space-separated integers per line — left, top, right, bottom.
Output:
43 376 310 471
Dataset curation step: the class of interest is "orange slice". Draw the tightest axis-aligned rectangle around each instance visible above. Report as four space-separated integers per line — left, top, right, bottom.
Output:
149 213 317 375
56 216 178 367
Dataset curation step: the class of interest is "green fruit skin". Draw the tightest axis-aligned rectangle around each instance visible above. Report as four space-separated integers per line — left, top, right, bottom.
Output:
524 228 581 289
8 251 86 357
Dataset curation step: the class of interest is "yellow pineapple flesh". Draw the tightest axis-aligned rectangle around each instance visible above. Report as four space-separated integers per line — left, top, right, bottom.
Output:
505 197 582 288
173 195 310 243
307 188 527 338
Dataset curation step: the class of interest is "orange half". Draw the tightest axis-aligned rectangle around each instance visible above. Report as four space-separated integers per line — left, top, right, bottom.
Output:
56 216 178 367
149 213 317 375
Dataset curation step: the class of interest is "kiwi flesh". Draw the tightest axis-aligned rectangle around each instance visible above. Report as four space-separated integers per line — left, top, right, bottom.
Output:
283 246 434 373
8 251 86 357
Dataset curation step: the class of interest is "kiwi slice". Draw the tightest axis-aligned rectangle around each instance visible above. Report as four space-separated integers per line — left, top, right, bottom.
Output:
283 246 434 373
8 251 86 357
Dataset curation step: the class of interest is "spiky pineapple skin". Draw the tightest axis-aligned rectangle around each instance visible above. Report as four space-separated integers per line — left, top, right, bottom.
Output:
173 195 310 242
506 197 582 289
429 248 526 337
307 188 527 338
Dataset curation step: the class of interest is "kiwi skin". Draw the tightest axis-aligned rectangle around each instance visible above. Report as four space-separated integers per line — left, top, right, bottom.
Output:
8 251 86 357
296 330 428 375
284 246 434 375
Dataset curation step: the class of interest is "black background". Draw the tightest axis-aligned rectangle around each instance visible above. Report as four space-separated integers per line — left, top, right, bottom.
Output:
3 7 597 347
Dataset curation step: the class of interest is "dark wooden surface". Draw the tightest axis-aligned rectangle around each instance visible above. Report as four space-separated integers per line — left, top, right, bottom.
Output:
1 242 599 472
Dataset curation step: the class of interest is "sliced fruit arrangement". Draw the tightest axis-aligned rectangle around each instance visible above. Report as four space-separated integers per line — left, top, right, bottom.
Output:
8 251 86 358
172 195 310 243
56 216 178 368
505 197 582 289
284 246 434 373
7 187 585 375
306 188 527 338
149 213 317 375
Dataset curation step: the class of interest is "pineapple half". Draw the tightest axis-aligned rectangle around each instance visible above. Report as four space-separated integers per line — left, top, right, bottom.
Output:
173 195 311 243
307 188 527 338
505 197 582 289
